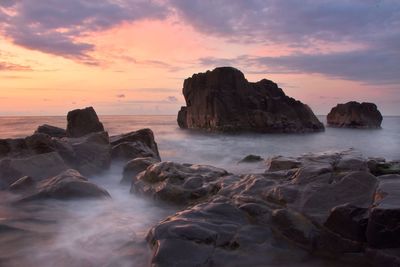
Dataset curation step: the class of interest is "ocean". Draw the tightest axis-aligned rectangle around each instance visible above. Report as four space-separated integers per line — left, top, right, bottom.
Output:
0 115 399 266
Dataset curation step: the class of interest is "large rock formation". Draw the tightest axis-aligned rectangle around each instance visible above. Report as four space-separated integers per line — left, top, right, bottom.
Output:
35 124 66 138
66 106 105 137
145 149 400 266
327 101 383 128
177 67 324 133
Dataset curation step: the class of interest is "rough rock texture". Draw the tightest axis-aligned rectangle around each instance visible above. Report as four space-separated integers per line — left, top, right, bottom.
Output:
177 67 324 133
327 101 383 128
110 129 160 162
131 162 229 205
120 157 160 185
66 106 104 137
18 169 110 201
146 149 400 266
35 124 66 138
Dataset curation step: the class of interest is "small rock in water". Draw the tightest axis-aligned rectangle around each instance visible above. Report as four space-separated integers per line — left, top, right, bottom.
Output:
238 154 264 164
327 101 383 128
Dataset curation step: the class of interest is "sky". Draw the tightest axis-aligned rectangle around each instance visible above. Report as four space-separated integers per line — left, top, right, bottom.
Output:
0 0 399 115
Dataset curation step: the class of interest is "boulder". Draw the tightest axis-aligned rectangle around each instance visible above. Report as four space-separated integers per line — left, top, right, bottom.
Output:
66 106 104 137
0 152 69 189
367 174 400 248
327 101 383 128
35 124 66 138
266 156 301 171
177 67 324 133
110 129 160 162
55 132 111 176
131 162 228 205
120 157 160 185
19 169 110 201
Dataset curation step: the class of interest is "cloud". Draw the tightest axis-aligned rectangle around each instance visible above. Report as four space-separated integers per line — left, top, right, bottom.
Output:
170 0 399 46
0 0 168 61
116 94 125 98
198 44 400 85
165 96 178 102
0 61 32 71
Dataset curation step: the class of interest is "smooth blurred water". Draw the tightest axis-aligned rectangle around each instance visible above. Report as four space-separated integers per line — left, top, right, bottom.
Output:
0 115 399 266
1 115 398 170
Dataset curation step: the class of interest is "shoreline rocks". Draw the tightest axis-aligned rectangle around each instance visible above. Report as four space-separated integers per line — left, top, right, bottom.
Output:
177 67 324 133
66 107 105 137
144 149 400 266
327 101 383 128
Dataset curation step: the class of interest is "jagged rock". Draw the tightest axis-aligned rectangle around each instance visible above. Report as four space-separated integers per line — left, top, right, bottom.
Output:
110 129 160 162
327 101 383 128
238 154 264 163
35 124 66 138
66 106 104 137
131 162 228 205
177 67 324 133
120 157 160 185
0 152 69 189
367 174 400 248
18 169 110 201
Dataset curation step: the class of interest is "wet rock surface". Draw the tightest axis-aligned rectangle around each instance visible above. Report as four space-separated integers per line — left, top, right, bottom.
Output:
131 161 229 205
327 101 383 128
146 149 400 267
177 67 324 133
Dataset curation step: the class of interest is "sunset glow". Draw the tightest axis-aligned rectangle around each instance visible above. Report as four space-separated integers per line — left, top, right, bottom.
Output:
0 0 399 115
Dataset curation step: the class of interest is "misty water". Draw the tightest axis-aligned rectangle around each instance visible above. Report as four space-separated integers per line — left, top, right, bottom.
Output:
0 115 399 266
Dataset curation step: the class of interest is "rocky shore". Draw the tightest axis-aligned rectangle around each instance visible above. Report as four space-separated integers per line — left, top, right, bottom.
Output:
0 106 399 266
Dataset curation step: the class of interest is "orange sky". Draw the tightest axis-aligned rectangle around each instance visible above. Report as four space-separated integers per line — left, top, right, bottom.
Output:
0 1 399 115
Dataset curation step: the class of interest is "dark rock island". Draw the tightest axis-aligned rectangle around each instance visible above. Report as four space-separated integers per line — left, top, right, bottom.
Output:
327 101 383 128
177 67 324 133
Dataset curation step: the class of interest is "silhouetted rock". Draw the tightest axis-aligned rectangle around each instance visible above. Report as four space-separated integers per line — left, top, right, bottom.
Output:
66 106 104 137
0 133 55 158
110 128 160 162
19 169 110 201
177 67 324 133
327 101 383 128
120 157 159 185
35 124 66 138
